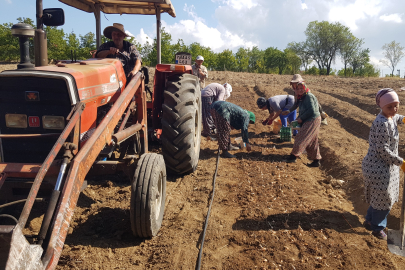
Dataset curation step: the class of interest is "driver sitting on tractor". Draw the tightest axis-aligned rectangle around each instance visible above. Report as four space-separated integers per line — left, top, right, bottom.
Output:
95 23 142 81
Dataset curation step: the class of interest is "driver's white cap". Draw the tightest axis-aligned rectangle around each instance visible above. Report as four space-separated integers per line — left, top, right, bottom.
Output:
196 55 204 61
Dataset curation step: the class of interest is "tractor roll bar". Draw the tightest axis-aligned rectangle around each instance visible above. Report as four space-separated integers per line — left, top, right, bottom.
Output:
57 0 176 63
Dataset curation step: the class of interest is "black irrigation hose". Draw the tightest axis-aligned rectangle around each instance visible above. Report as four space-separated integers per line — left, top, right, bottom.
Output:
0 198 45 209
196 148 221 270
0 214 19 224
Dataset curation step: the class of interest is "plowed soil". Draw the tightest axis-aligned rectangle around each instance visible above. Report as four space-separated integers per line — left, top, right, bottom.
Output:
2 63 405 269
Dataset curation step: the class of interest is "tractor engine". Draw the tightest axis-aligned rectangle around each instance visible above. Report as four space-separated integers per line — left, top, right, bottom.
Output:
0 58 127 164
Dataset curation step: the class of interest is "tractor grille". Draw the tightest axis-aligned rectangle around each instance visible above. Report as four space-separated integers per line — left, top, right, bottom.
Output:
0 74 74 163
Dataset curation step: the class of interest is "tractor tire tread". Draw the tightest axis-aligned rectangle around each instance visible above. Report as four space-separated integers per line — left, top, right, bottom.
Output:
130 153 166 238
161 73 201 174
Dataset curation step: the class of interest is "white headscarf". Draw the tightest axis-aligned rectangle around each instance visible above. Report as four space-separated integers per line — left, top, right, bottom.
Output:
223 83 232 100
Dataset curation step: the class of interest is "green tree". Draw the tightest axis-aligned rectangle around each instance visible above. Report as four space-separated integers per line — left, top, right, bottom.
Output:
45 26 67 61
0 22 20 61
146 27 173 66
235 47 249 72
337 67 353 77
380 41 405 76
263 47 279 73
264 47 293 75
139 40 153 66
65 32 80 60
101 35 109 44
78 32 97 59
17 17 35 61
304 21 351 75
287 41 311 71
357 63 379 77
284 49 301 74
351 48 370 74
340 35 364 76
186 42 216 69
80 32 96 49
188 42 205 60
276 50 288 75
216 49 236 71
0 18 36 62
247 46 265 73
171 39 188 55
305 66 319 75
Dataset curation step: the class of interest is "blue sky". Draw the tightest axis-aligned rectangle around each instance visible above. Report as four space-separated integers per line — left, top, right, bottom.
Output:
2 0 405 76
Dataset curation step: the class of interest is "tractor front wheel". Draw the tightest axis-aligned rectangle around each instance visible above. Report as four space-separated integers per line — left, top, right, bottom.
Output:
161 73 201 174
130 153 166 238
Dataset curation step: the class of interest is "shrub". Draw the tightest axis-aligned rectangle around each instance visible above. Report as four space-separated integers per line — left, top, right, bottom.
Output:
305 66 319 75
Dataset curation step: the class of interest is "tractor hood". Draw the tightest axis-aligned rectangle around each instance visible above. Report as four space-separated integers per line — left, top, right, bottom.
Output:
33 58 126 102
58 0 176 17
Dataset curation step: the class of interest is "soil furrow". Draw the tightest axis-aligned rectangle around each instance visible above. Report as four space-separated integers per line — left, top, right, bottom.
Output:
2 65 403 269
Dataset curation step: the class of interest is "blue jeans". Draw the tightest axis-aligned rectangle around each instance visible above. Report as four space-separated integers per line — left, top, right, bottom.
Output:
365 205 390 231
279 109 297 135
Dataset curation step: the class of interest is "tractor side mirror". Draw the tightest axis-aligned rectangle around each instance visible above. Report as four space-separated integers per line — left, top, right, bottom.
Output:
42 8 65 26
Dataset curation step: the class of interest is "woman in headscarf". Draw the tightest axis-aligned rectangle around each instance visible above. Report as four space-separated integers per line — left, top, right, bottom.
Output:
256 94 297 135
210 101 255 158
362 88 405 240
283 74 321 167
201 83 232 138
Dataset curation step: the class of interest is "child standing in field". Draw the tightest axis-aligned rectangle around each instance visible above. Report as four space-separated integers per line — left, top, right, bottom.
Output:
362 88 405 240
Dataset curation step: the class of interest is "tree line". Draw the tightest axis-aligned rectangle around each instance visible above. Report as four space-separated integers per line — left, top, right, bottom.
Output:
2 17 400 77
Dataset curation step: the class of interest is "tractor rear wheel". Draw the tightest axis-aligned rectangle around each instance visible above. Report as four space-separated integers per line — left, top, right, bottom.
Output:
130 153 166 238
161 73 201 174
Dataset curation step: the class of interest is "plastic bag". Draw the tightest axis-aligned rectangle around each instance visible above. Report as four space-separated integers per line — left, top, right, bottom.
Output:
272 119 282 134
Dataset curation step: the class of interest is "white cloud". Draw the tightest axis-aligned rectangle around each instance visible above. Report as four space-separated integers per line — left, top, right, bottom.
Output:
379 13 403 23
5 0 12 3
125 30 134 38
226 0 258 10
369 56 381 67
301 3 308 10
213 0 258 10
162 19 224 50
160 2 257 52
223 30 255 48
183 4 205 23
327 0 382 30
162 18 257 52
135 29 152 46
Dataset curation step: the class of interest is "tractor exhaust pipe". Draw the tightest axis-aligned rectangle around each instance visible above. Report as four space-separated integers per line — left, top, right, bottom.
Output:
35 0 48 66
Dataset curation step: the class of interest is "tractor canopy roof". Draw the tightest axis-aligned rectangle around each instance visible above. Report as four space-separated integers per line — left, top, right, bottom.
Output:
58 0 176 17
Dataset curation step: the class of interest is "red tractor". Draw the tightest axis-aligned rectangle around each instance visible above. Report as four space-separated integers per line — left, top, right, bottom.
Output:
0 1 201 269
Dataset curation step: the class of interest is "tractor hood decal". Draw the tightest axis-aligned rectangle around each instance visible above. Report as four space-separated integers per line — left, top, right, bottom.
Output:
25 91 40 101
78 81 120 100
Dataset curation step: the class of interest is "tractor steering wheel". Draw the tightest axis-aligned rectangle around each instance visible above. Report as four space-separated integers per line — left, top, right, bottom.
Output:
118 52 129 67
97 49 129 67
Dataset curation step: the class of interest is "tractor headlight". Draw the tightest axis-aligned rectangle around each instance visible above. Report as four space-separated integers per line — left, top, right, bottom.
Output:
42 116 65 130
5 114 27 128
